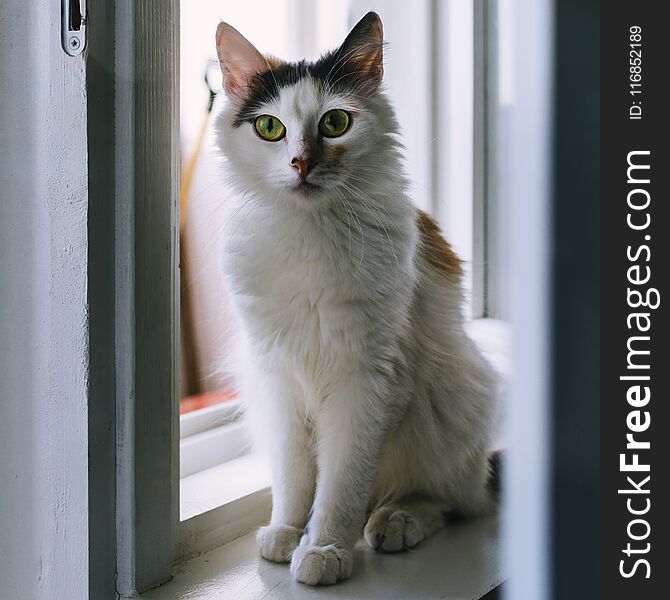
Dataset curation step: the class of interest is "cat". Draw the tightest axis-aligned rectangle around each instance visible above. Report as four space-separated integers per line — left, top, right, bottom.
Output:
213 11 498 586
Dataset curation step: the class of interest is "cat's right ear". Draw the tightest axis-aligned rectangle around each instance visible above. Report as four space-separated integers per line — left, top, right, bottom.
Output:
335 12 384 92
215 22 268 101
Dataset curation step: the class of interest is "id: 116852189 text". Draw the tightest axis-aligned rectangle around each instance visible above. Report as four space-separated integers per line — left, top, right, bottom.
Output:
629 25 643 120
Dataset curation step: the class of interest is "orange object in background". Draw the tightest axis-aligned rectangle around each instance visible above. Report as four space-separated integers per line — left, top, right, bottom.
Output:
180 389 237 415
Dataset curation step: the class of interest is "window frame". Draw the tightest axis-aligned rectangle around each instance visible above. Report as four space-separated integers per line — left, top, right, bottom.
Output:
100 0 181 595
88 1 600 598
180 401 248 478
473 0 489 319
99 1 514 595
473 0 495 319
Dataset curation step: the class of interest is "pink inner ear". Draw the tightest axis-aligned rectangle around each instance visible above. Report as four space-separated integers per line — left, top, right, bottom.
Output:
215 22 268 98
352 45 383 78
340 12 385 82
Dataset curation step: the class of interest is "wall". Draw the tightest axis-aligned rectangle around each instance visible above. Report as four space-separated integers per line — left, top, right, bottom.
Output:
0 1 90 598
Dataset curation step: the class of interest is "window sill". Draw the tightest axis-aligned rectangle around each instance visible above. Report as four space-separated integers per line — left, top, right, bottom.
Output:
177 454 271 562
180 400 247 479
181 453 271 521
144 514 505 600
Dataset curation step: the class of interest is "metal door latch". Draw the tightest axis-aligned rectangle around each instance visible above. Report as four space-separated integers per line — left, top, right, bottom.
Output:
61 0 86 56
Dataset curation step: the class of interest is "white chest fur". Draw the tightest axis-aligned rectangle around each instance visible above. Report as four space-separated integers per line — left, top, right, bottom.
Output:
223 201 379 381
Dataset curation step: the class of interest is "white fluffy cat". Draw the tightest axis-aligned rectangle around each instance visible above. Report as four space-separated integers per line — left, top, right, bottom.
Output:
213 11 498 586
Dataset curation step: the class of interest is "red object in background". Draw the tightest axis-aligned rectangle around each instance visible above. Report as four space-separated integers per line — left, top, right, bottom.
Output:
180 388 237 415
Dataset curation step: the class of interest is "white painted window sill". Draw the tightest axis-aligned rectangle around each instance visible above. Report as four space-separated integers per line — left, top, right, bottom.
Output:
177 454 272 563
181 454 271 522
144 514 504 600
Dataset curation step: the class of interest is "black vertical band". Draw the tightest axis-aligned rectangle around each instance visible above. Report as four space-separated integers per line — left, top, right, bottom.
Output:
601 2 670 597
551 2 600 599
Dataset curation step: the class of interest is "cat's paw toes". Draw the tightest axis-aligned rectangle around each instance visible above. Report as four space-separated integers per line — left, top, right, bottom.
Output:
364 508 423 552
290 541 353 585
257 524 303 563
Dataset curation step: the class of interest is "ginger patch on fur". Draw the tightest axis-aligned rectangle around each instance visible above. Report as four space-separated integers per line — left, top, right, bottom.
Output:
416 209 463 278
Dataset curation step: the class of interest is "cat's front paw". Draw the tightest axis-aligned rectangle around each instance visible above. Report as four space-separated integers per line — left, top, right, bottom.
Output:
257 524 303 563
364 507 423 552
290 539 353 585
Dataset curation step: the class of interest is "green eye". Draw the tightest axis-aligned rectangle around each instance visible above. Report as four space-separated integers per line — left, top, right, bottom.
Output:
254 115 286 141
319 109 351 138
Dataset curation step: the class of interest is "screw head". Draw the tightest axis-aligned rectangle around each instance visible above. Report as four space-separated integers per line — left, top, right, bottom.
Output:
69 37 80 50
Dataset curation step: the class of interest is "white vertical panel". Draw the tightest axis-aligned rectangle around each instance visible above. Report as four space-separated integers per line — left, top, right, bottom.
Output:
0 1 89 599
503 0 553 598
287 0 317 59
435 0 475 316
315 0 352 54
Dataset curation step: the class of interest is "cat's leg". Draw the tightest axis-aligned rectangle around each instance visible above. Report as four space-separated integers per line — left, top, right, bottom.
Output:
255 375 316 564
364 495 446 552
363 453 495 552
449 451 497 519
289 372 392 585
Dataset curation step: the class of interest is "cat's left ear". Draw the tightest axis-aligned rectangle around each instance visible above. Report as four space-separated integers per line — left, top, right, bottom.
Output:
337 12 384 90
215 22 268 101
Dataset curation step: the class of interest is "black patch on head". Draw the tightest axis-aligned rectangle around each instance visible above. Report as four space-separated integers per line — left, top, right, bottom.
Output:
233 60 307 127
232 13 383 127
231 51 368 128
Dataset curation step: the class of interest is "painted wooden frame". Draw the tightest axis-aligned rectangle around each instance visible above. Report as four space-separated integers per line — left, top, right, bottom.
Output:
87 1 180 596
473 0 493 319
116 0 180 594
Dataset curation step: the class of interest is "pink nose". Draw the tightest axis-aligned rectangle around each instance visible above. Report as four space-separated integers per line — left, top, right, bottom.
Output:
290 157 312 179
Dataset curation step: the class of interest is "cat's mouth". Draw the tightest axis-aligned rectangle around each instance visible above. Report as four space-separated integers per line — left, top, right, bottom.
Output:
291 180 322 195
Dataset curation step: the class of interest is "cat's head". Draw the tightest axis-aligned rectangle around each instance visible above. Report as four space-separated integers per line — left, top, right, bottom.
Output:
214 12 401 203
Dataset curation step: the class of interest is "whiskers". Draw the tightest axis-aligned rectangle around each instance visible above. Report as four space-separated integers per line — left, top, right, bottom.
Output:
182 155 412 294
331 187 365 277
338 180 400 269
